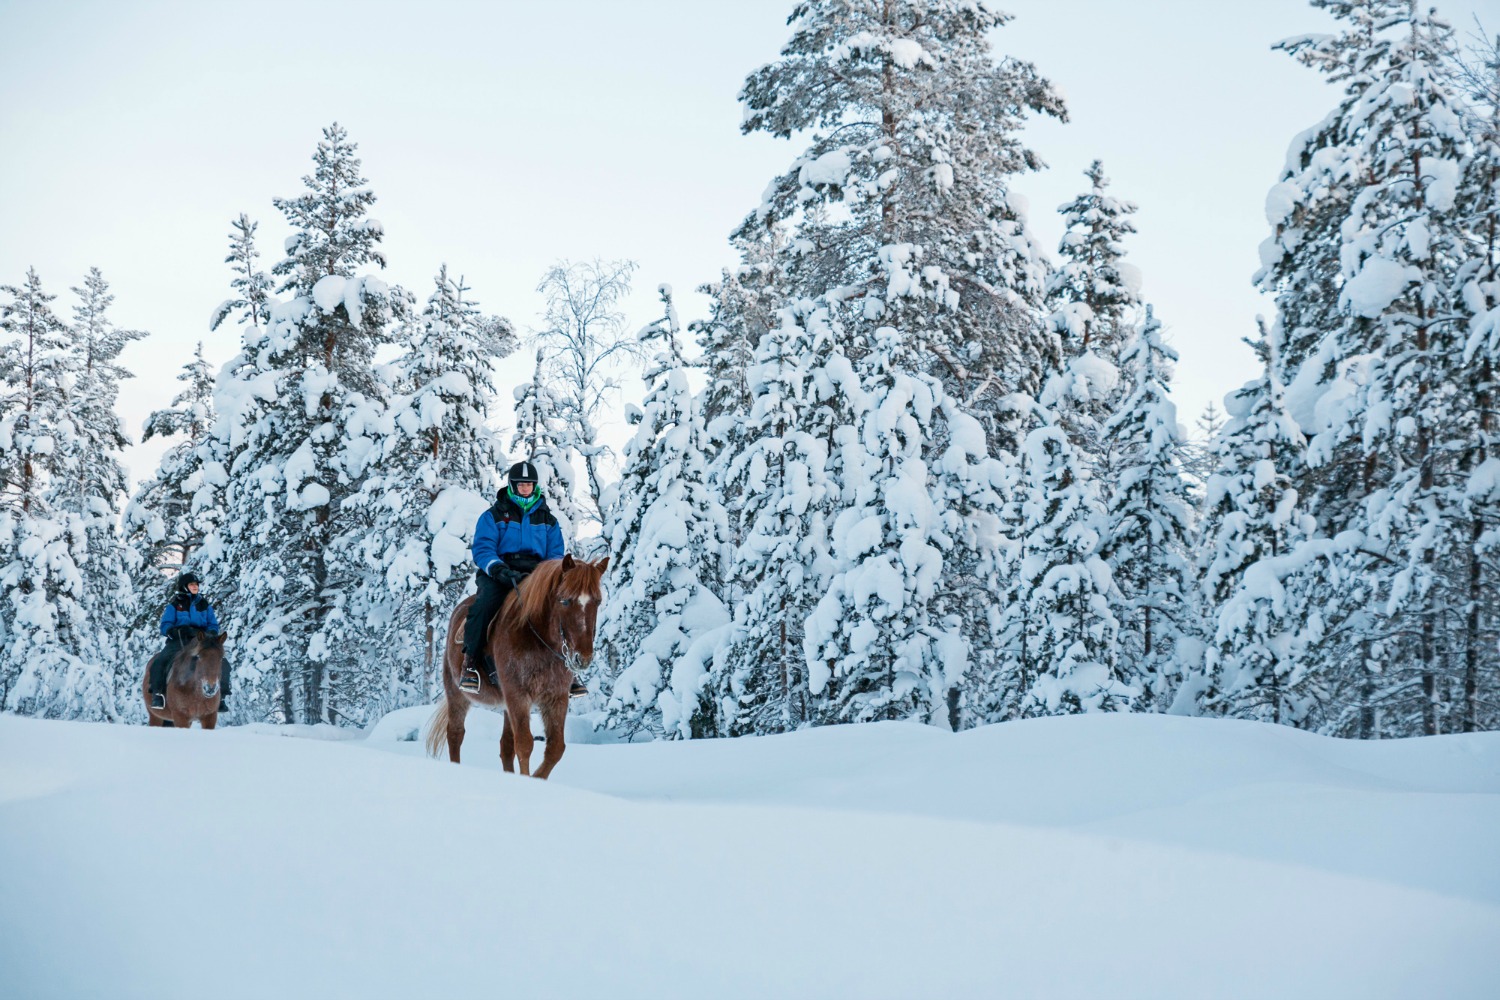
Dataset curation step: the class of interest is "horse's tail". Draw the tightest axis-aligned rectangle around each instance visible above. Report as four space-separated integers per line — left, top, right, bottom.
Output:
423 697 450 759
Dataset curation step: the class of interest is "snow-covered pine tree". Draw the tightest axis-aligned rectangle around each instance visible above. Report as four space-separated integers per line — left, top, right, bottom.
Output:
1259 0 1409 388
1045 160 1143 365
804 326 994 725
200 123 395 723
1194 327 1328 725
1336 4 1476 736
125 343 218 580
1002 398 1129 718
1100 307 1197 709
0 270 96 718
1043 159 1143 491
342 265 511 712
599 286 731 738
738 0 1066 420
709 299 852 734
1454 30 1500 734
729 0 1080 734
210 213 272 334
1182 400 1226 493
694 223 787 603
59 267 146 711
122 342 220 690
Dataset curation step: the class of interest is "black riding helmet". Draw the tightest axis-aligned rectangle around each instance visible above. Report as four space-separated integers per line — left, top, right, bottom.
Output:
507 461 539 484
175 571 202 593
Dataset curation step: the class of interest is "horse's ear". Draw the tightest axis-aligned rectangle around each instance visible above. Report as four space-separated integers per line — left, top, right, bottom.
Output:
594 556 610 574
561 554 576 571
211 632 227 648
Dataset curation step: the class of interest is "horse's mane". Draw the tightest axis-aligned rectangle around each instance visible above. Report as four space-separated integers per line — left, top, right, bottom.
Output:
498 558 602 633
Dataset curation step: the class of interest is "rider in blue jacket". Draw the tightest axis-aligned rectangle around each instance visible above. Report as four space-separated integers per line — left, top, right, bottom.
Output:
149 572 228 709
462 461 584 696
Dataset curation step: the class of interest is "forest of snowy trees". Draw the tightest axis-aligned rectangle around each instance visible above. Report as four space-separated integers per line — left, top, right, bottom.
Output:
2 0 1497 739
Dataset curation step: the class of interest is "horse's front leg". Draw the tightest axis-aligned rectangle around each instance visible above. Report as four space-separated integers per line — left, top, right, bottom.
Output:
202 711 218 730
507 700 535 777
533 696 568 781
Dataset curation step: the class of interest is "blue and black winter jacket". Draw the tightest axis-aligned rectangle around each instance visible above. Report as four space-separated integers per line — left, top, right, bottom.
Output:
471 490 566 578
159 594 221 636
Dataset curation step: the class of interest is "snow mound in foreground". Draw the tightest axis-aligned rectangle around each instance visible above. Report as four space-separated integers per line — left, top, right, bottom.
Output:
2 712 1497 999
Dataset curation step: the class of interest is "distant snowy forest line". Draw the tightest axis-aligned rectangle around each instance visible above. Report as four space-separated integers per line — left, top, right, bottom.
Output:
2 0 1498 739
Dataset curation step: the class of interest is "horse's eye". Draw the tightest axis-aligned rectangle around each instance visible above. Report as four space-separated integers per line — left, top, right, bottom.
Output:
559 598 573 607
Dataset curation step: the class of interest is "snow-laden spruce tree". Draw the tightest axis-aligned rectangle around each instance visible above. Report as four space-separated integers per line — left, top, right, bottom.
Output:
58 268 145 700
1192 328 1328 724
1099 307 1197 709
0 270 97 717
710 299 853 734
1331 5 1477 735
803 326 1004 725
996 398 1129 718
124 343 218 582
1258 0 1409 389
1045 160 1142 366
341 266 511 711
694 223 788 595
599 286 731 738
739 0 1066 416
1452 31 1500 734
210 213 273 335
198 123 395 723
1043 160 1143 488
122 342 220 694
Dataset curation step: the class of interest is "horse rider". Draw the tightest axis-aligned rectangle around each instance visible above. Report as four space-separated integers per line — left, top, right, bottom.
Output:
462 460 586 698
149 571 229 711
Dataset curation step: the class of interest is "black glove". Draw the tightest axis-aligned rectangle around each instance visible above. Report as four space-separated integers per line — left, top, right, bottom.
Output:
504 551 542 575
488 564 519 585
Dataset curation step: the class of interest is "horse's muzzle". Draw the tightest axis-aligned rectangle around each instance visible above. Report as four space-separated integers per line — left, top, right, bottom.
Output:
202 681 219 698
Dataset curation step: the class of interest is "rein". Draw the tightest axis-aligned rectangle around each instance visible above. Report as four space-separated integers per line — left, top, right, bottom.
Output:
528 621 569 664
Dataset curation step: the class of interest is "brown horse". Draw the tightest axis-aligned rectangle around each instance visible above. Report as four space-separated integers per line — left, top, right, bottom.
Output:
425 555 607 779
141 631 228 729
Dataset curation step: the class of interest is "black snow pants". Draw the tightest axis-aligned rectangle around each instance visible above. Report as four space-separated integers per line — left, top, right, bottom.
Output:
463 570 516 662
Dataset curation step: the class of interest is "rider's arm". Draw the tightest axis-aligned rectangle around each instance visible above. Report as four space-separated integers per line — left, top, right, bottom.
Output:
204 602 221 632
159 603 177 637
472 510 503 576
544 520 565 561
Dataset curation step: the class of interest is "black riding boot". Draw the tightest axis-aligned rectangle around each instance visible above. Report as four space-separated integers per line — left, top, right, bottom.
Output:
218 658 231 707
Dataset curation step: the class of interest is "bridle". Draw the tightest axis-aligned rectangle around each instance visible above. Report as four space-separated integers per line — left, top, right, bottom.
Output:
528 586 592 669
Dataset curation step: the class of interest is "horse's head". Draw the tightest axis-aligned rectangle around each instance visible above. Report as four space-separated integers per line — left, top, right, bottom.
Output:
501 555 608 667
553 554 608 666
184 631 228 699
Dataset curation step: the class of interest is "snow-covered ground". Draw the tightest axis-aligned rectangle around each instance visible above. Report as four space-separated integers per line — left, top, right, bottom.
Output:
2 709 1497 999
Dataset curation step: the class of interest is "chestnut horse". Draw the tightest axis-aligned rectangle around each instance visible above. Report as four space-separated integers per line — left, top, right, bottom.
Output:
424 555 607 779
141 631 228 729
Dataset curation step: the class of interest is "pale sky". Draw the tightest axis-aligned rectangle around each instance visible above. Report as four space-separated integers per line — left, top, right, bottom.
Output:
2 0 1495 485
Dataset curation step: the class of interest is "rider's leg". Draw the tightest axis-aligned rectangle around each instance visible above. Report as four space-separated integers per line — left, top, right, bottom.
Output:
461 572 509 691
218 657 231 705
149 640 181 709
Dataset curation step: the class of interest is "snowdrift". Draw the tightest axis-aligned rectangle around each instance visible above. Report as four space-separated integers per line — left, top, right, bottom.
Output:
2 710 1497 999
